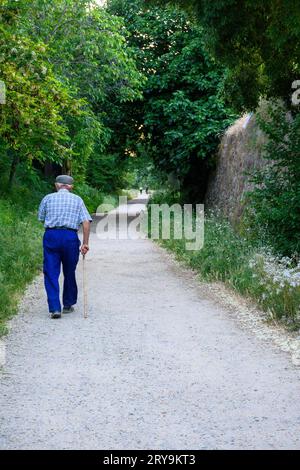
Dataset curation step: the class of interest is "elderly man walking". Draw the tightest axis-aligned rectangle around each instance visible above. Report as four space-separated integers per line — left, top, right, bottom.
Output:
38 175 92 319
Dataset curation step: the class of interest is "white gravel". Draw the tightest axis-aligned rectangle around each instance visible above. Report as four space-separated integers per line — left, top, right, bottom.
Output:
0 197 300 450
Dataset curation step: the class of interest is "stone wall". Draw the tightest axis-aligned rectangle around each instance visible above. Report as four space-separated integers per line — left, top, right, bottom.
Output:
205 113 267 222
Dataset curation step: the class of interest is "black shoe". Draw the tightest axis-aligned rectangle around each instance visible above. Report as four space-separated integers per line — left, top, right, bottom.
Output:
63 306 74 314
50 311 61 319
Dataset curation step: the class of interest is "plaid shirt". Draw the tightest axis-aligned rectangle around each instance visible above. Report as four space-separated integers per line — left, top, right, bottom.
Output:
38 189 92 230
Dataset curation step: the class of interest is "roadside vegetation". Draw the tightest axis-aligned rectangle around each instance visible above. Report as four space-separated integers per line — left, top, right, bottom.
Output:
148 191 300 328
0 0 299 333
0 0 143 335
0 197 42 336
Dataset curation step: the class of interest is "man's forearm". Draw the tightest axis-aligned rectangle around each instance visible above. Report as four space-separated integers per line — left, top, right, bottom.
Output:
82 221 90 246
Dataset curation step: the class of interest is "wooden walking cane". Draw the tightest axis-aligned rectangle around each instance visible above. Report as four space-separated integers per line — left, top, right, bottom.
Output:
82 254 88 319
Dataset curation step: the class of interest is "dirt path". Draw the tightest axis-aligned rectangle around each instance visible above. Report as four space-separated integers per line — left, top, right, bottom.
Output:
0 197 300 450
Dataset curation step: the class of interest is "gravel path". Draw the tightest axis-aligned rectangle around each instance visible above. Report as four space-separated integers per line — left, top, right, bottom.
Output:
0 197 300 450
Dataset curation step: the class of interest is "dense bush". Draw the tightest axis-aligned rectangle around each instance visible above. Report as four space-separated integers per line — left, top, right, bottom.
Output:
107 0 235 201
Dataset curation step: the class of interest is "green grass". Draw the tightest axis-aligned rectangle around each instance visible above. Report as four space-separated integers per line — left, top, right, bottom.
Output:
148 192 300 327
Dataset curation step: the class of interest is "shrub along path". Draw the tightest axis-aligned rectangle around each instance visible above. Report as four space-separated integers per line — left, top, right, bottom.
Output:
0 197 300 449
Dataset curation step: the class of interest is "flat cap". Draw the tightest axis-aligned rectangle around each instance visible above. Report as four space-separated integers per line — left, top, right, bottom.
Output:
55 175 74 185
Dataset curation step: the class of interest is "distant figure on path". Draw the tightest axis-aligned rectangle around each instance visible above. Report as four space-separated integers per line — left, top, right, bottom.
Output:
38 175 92 319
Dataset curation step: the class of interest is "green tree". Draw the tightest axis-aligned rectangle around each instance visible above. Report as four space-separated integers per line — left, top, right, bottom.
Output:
19 0 145 189
247 102 300 256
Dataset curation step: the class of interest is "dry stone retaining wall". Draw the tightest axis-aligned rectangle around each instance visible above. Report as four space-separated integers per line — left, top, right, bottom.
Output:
205 113 268 222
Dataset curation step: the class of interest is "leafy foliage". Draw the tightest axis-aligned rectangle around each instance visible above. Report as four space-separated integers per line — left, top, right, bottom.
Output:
0 6 84 185
19 0 145 188
247 103 300 256
157 0 300 111
107 0 235 200
0 0 144 191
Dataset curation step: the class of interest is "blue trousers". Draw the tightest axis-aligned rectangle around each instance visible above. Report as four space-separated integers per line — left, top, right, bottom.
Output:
43 229 80 312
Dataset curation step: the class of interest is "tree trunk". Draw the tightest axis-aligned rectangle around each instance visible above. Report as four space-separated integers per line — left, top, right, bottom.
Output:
8 152 19 190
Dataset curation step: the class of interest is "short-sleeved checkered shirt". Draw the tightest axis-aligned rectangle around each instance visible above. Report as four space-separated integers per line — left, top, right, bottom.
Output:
38 189 92 230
